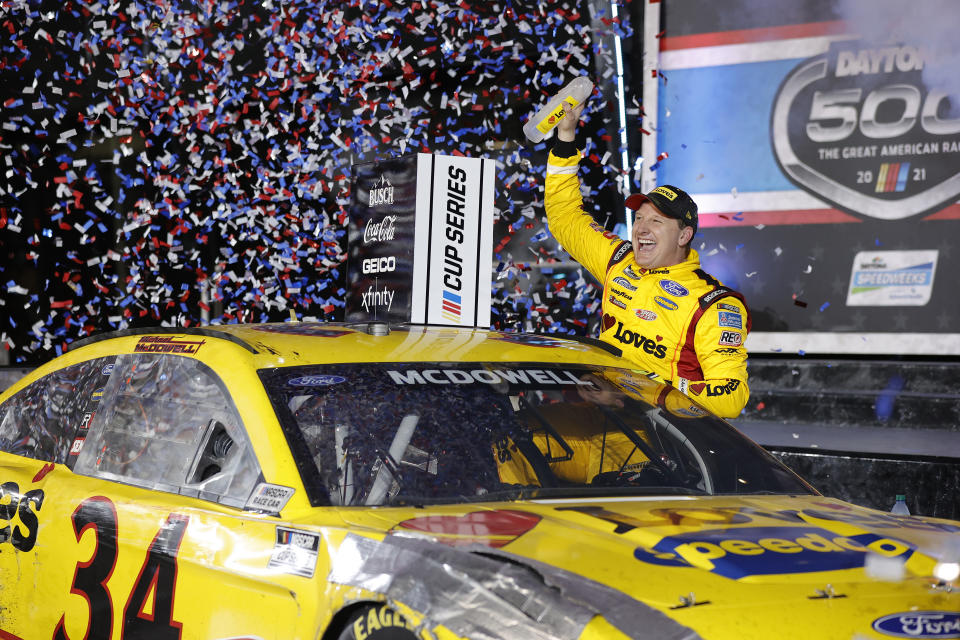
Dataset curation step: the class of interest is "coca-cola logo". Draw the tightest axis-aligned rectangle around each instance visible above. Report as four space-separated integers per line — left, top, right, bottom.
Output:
363 215 397 244
771 40 960 220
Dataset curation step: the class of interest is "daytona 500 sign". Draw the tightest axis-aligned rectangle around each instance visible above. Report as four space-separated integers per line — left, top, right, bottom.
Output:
771 40 960 220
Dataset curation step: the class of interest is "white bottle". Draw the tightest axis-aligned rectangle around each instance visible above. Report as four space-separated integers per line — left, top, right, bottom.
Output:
890 494 910 515
523 76 594 143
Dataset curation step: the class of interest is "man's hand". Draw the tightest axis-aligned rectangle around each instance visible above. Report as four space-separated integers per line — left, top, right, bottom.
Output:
556 101 586 142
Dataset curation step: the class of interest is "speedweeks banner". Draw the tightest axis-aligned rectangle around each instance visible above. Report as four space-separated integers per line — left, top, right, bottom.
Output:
346 153 493 327
645 0 960 355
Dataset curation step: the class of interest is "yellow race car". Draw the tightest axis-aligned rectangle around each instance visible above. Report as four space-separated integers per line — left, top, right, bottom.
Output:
0 322 957 640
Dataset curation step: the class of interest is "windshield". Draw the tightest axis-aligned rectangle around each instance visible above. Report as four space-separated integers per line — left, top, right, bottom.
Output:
260 363 813 506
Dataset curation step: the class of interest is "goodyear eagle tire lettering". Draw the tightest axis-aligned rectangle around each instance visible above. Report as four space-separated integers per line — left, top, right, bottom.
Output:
337 605 424 640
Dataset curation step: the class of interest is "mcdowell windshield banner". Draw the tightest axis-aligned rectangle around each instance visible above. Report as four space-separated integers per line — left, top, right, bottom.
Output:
649 0 959 352
347 153 493 327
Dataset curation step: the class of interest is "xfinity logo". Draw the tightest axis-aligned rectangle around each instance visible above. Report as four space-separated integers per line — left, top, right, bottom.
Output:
361 256 396 275
771 40 960 220
361 284 395 313
369 175 394 207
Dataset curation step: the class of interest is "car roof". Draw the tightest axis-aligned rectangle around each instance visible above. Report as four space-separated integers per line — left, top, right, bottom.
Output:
62 322 626 370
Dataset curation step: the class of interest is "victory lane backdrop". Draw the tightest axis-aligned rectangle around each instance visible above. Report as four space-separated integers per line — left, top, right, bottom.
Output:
0 0 633 364
639 0 960 349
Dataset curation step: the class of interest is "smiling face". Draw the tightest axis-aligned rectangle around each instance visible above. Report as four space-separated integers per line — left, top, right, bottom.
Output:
631 202 694 269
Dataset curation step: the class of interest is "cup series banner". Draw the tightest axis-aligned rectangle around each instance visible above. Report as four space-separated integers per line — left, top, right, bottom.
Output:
646 0 960 355
346 153 494 327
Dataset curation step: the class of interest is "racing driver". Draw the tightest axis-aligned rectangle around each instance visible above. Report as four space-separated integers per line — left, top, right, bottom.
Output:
544 101 751 418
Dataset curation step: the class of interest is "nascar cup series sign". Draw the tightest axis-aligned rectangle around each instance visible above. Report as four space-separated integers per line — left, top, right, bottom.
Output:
347 153 493 326
771 40 960 220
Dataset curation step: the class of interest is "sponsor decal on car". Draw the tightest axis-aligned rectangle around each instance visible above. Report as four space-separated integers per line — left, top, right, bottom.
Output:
872 611 960 639
719 331 743 347
635 309 657 321
268 527 320 578
612 276 637 291
287 375 347 387
490 334 578 348
392 510 541 548
654 296 678 311
659 280 689 297
633 526 916 580
134 335 206 355
718 311 743 329
253 325 353 337
246 483 296 513
0 481 44 552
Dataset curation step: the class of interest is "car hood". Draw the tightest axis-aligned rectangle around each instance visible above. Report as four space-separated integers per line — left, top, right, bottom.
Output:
329 494 960 639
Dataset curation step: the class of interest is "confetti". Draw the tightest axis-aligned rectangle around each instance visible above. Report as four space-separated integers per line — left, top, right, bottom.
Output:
1 0 627 362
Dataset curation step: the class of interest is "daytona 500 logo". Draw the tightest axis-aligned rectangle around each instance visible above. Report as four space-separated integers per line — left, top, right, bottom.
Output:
771 41 960 220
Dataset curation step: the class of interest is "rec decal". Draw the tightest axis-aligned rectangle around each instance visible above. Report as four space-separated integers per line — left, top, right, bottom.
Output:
771 40 960 220
719 331 742 347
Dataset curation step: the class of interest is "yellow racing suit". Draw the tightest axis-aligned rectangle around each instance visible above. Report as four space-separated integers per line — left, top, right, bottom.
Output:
545 147 751 418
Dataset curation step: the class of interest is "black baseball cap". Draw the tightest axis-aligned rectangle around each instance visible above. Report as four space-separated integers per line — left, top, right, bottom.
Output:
624 185 698 234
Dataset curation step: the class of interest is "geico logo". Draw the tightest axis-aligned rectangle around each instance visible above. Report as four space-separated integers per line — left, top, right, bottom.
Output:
633 526 915 580
361 256 396 274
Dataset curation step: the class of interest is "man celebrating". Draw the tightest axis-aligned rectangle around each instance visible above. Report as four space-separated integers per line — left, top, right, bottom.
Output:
544 102 750 418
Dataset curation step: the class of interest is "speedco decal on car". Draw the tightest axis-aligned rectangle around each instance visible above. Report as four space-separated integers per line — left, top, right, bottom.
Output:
771 41 960 220
872 611 960 639
633 526 915 580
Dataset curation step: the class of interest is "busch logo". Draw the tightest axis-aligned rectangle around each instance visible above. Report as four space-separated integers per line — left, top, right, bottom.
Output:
361 256 396 274
771 41 960 220
369 175 394 207
363 215 397 244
